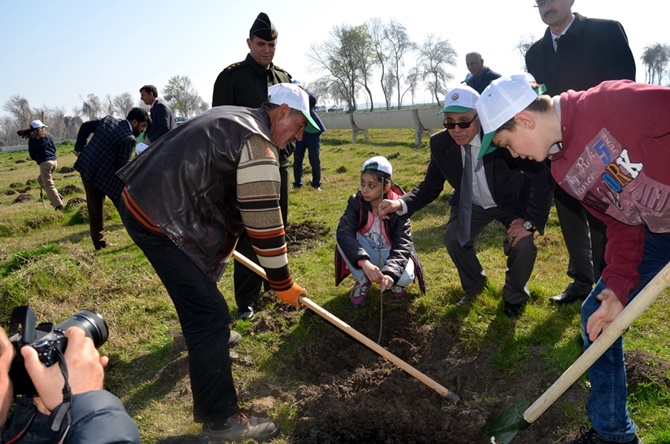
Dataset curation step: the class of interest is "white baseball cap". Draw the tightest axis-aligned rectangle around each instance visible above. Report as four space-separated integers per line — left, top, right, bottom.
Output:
439 85 479 114
267 83 320 133
362 156 392 178
30 119 48 129
475 74 539 159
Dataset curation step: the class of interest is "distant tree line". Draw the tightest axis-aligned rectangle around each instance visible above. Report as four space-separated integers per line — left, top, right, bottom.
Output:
3 17 669 146
1 75 208 147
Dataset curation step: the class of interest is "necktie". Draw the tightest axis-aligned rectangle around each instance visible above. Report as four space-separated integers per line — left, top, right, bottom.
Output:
554 36 560 52
457 144 473 247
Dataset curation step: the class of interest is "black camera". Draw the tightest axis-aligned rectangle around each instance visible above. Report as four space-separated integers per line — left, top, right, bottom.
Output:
7 306 109 396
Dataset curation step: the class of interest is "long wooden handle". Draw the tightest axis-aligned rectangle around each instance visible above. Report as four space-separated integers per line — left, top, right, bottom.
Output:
233 251 459 401
524 261 670 423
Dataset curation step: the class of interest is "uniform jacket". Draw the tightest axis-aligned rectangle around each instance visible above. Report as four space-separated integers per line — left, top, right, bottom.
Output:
145 98 175 143
28 136 57 165
211 53 294 164
1 391 140 444
551 80 670 305
117 106 290 285
74 116 136 200
401 130 554 233
335 185 426 294
525 12 635 96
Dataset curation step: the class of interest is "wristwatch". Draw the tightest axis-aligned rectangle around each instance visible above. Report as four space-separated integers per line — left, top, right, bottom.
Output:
523 221 536 233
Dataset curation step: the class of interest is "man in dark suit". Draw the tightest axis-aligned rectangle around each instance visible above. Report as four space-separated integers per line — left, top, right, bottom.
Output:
211 12 293 321
74 107 149 250
525 0 635 305
139 85 175 145
380 86 554 317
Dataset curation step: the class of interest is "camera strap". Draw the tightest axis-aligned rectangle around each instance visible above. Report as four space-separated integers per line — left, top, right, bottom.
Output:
49 348 72 441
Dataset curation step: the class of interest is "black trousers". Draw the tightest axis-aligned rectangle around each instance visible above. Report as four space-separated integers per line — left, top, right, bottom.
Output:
233 165 289 310
554 185 607 296
119 200 239 424
81 176 119 250
445 203 537 305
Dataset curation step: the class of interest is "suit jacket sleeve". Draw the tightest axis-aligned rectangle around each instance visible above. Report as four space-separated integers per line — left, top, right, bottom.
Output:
74 120 100 153
147 101 171 142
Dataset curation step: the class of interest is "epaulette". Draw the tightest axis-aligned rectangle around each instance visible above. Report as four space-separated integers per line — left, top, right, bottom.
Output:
224 61 244 72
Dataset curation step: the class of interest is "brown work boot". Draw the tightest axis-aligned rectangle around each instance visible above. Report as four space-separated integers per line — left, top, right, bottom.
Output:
201 413 279 443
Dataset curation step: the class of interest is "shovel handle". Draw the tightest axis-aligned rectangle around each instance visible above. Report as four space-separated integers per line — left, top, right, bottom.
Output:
523 260 670 423
233 250 459 402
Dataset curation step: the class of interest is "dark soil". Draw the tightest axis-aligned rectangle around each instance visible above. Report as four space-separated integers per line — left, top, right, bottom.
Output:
154 221 669 444
12 193 34 204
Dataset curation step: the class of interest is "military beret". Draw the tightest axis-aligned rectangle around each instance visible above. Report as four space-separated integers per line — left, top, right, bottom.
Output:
250 12 278 41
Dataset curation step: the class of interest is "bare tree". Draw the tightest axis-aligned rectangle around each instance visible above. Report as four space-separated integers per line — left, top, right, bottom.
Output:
113 92 135 117
104 94 115 117
641 43 670 85
64 115 83 140
385 19 416 109
418 34 457 105
308 24 371 113
3 95 33 129
0 116 18 146
517 34 537 71
163 75 206 118
80 94 102 120
368 18 391 110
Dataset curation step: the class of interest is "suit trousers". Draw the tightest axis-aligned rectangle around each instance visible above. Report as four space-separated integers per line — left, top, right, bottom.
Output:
554 186 607 295
119 200 239 424
81 176 119 250
444 203 537 305
233 165 290 311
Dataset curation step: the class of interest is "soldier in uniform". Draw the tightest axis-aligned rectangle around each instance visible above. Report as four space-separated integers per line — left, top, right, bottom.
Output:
212 12 293 321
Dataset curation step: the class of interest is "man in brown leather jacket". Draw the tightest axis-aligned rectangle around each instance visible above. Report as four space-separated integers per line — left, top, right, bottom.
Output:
117 83 318 443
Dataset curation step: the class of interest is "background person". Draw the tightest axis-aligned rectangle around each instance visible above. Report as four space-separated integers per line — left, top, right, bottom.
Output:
292 85 326 190
464 52 501 94
17 120 64 211
335 156 425 308
525 0 636 306
117 83 318 442
139 84 175 145
211 12 294 321
74 108 149 250
380 85 553 318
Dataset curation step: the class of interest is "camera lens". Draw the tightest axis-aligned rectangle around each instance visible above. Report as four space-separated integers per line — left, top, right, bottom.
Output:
56 310 109 347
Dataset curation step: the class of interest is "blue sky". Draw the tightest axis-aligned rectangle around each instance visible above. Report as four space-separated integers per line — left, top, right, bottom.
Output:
0 0 664 118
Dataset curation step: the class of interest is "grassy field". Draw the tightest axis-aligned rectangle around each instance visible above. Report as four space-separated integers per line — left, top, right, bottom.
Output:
0 129 668 443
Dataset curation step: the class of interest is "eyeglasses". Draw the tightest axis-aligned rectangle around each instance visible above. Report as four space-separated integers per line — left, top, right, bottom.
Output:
443 114 478 130
534 0 556 8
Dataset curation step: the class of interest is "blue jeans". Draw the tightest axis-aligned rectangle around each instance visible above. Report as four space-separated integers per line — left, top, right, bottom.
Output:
337 233 415 287
581 227 670 441
293 132 321 188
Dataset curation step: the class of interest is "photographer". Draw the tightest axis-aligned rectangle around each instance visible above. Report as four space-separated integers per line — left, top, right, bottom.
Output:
0 326 139 443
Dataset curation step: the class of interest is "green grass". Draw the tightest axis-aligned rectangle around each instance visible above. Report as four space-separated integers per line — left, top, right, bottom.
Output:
0 131 668 443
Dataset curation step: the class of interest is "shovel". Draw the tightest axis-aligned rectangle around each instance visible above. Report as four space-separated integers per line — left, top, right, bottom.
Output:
233 250 459 402
488 261 670 443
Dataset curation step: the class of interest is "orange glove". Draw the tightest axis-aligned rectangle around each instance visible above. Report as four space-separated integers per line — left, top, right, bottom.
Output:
276 283 306 307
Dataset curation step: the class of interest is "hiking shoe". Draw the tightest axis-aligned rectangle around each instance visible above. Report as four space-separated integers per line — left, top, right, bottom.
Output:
565 427 642 444
228 330 241 348
503 301 524 319
391 285 406 299
350 280 371 308
237 306 254 321
202 412 279 443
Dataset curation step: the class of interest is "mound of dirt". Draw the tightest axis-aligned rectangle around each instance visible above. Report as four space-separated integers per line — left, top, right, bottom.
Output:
60 184 84 195
59 166 76 174
12 193 35 204
626 349 670 391
285 221 329 252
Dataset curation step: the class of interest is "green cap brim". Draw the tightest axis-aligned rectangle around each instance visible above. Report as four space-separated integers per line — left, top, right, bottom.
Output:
302 111 320 134
438 105 473 115
478 131 497 159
